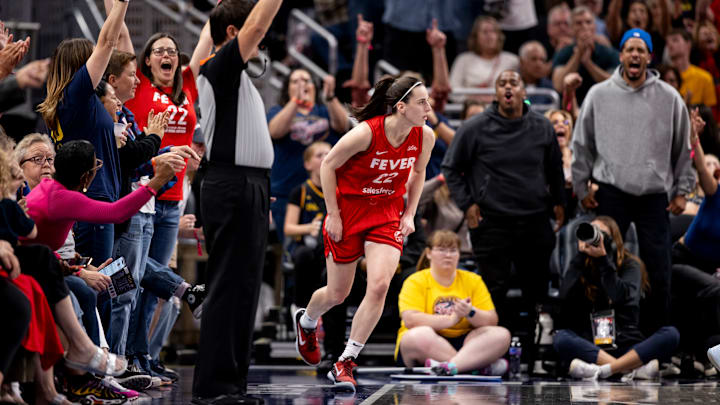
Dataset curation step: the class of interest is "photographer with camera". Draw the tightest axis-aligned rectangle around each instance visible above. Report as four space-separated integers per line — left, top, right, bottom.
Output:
554 216 679 380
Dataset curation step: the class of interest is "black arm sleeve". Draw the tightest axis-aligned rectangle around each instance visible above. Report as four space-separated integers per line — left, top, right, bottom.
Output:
441 123 476 213
598 255 642 306
118 133 161 172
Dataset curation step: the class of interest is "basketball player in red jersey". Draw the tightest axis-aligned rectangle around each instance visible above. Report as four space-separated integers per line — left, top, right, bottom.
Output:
294 76 435 389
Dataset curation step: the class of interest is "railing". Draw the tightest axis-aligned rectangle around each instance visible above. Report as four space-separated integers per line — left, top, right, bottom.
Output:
72 9 95 42
143 0 202 36
444 87 560 128
286 8 337 78
373 59 400 83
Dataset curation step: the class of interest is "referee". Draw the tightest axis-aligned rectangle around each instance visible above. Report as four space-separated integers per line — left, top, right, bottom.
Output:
192 0 282 404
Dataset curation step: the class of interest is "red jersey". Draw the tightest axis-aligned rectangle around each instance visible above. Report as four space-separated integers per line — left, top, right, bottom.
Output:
336 115 423 200
125 66 198 201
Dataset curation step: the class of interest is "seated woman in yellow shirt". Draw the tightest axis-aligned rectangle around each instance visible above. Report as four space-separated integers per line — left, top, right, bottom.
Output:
396 230 511 376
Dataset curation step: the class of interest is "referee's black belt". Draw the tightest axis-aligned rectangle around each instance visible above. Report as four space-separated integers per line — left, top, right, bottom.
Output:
203 159 270 178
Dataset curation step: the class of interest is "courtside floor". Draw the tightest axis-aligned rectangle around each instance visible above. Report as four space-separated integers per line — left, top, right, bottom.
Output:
135 365 720 404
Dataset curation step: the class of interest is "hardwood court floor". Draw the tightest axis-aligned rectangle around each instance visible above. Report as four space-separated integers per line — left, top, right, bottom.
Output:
132 365 720 404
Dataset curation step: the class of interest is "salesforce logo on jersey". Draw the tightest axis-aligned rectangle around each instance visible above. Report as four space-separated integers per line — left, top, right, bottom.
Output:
362 186 396 196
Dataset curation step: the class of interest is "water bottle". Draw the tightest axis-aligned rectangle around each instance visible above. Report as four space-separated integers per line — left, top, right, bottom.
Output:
509 337 522 379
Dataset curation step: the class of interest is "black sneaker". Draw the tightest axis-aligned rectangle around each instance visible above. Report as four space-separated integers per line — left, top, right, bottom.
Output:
149 357 179 382
115 364 153 391
183 284 206 319
64 373 128 404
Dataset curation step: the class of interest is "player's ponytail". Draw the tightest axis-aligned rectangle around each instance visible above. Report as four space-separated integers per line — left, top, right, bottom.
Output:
352 76 424 123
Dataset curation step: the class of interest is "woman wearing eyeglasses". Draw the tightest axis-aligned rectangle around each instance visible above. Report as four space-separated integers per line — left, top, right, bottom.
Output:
395 230 511 376
26 140 174 252
106 0 213 270
14 134 56 191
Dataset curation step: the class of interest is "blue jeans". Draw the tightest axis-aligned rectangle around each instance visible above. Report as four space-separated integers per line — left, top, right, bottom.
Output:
107 212 154 355
553 327 680 365
148 297 181 360
66 276 100 345
74 222 115 265
124 200 180 357
126 256 184 357
149 200 180 266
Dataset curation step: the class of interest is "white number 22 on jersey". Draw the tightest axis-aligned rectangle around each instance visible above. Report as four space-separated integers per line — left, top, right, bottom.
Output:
372 172 398 184
165 105 188 126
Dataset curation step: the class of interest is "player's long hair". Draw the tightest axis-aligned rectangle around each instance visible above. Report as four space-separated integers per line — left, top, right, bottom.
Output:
352 76 423 122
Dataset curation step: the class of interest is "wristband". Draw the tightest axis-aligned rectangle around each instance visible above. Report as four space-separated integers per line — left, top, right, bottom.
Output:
468 308 476 318
144 185 158 196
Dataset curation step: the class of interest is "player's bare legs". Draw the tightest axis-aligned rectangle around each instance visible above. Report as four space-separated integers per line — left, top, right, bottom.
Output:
305 255 359 320
295 255 358 366
347 242 401 343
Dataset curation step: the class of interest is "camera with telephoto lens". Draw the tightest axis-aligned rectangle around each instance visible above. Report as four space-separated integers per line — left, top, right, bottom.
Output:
576 222 602 247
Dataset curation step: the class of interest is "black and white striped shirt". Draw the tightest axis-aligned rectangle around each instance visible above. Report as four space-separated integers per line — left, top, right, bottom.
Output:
197 37 273 169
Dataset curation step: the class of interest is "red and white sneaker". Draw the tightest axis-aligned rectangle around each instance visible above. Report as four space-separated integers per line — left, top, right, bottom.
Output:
294 308 321 366
327 358 358 390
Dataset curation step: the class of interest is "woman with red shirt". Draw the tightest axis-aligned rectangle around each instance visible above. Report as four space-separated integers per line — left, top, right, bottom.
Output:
294 76 435 389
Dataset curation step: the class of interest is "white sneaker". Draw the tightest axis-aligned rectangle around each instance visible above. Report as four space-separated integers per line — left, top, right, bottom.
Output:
634 359 659 380
569 358 600 380
707 344 720 372
480 358 509 376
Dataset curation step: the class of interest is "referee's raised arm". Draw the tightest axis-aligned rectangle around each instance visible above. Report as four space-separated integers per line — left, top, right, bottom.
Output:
236 0 282 63
192 0 283 403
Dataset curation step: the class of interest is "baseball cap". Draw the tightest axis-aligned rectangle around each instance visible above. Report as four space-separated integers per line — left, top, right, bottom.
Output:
619 28 653 53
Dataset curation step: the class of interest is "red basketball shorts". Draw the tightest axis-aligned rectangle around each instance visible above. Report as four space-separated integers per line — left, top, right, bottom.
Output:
323 196 405 264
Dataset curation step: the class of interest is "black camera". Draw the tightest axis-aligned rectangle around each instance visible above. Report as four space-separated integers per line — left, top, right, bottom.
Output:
576 222 602 247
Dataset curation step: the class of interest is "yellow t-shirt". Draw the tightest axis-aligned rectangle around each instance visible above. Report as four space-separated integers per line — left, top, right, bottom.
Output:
395 268 495 359
680 65 717 107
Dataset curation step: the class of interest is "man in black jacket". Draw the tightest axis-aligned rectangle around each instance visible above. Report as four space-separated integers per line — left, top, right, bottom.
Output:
442 70 565 343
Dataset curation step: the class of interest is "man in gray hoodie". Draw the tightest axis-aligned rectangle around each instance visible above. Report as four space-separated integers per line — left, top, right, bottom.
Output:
572 28 695 331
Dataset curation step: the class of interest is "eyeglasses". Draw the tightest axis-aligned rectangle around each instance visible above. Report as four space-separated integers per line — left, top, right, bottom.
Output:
21 155 55 166
151 47 178 56
552 120 570 126
431 247 460 255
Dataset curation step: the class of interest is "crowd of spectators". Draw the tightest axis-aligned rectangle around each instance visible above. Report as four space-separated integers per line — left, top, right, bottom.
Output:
2 0 720 402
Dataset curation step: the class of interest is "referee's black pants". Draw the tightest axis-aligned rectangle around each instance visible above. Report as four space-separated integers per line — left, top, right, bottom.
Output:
193 164 270 398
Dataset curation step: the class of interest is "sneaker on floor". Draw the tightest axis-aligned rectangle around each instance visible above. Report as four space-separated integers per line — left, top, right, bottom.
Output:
479 358 509 376
64 373 128 404
102 377 139 401
148 357 179 382
425 359 458 376
293 308 321 366
634 359 659 380
183 284 206 319
327 357 358 390
115 364 153 391
708 344 720 373
568 358 600 380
